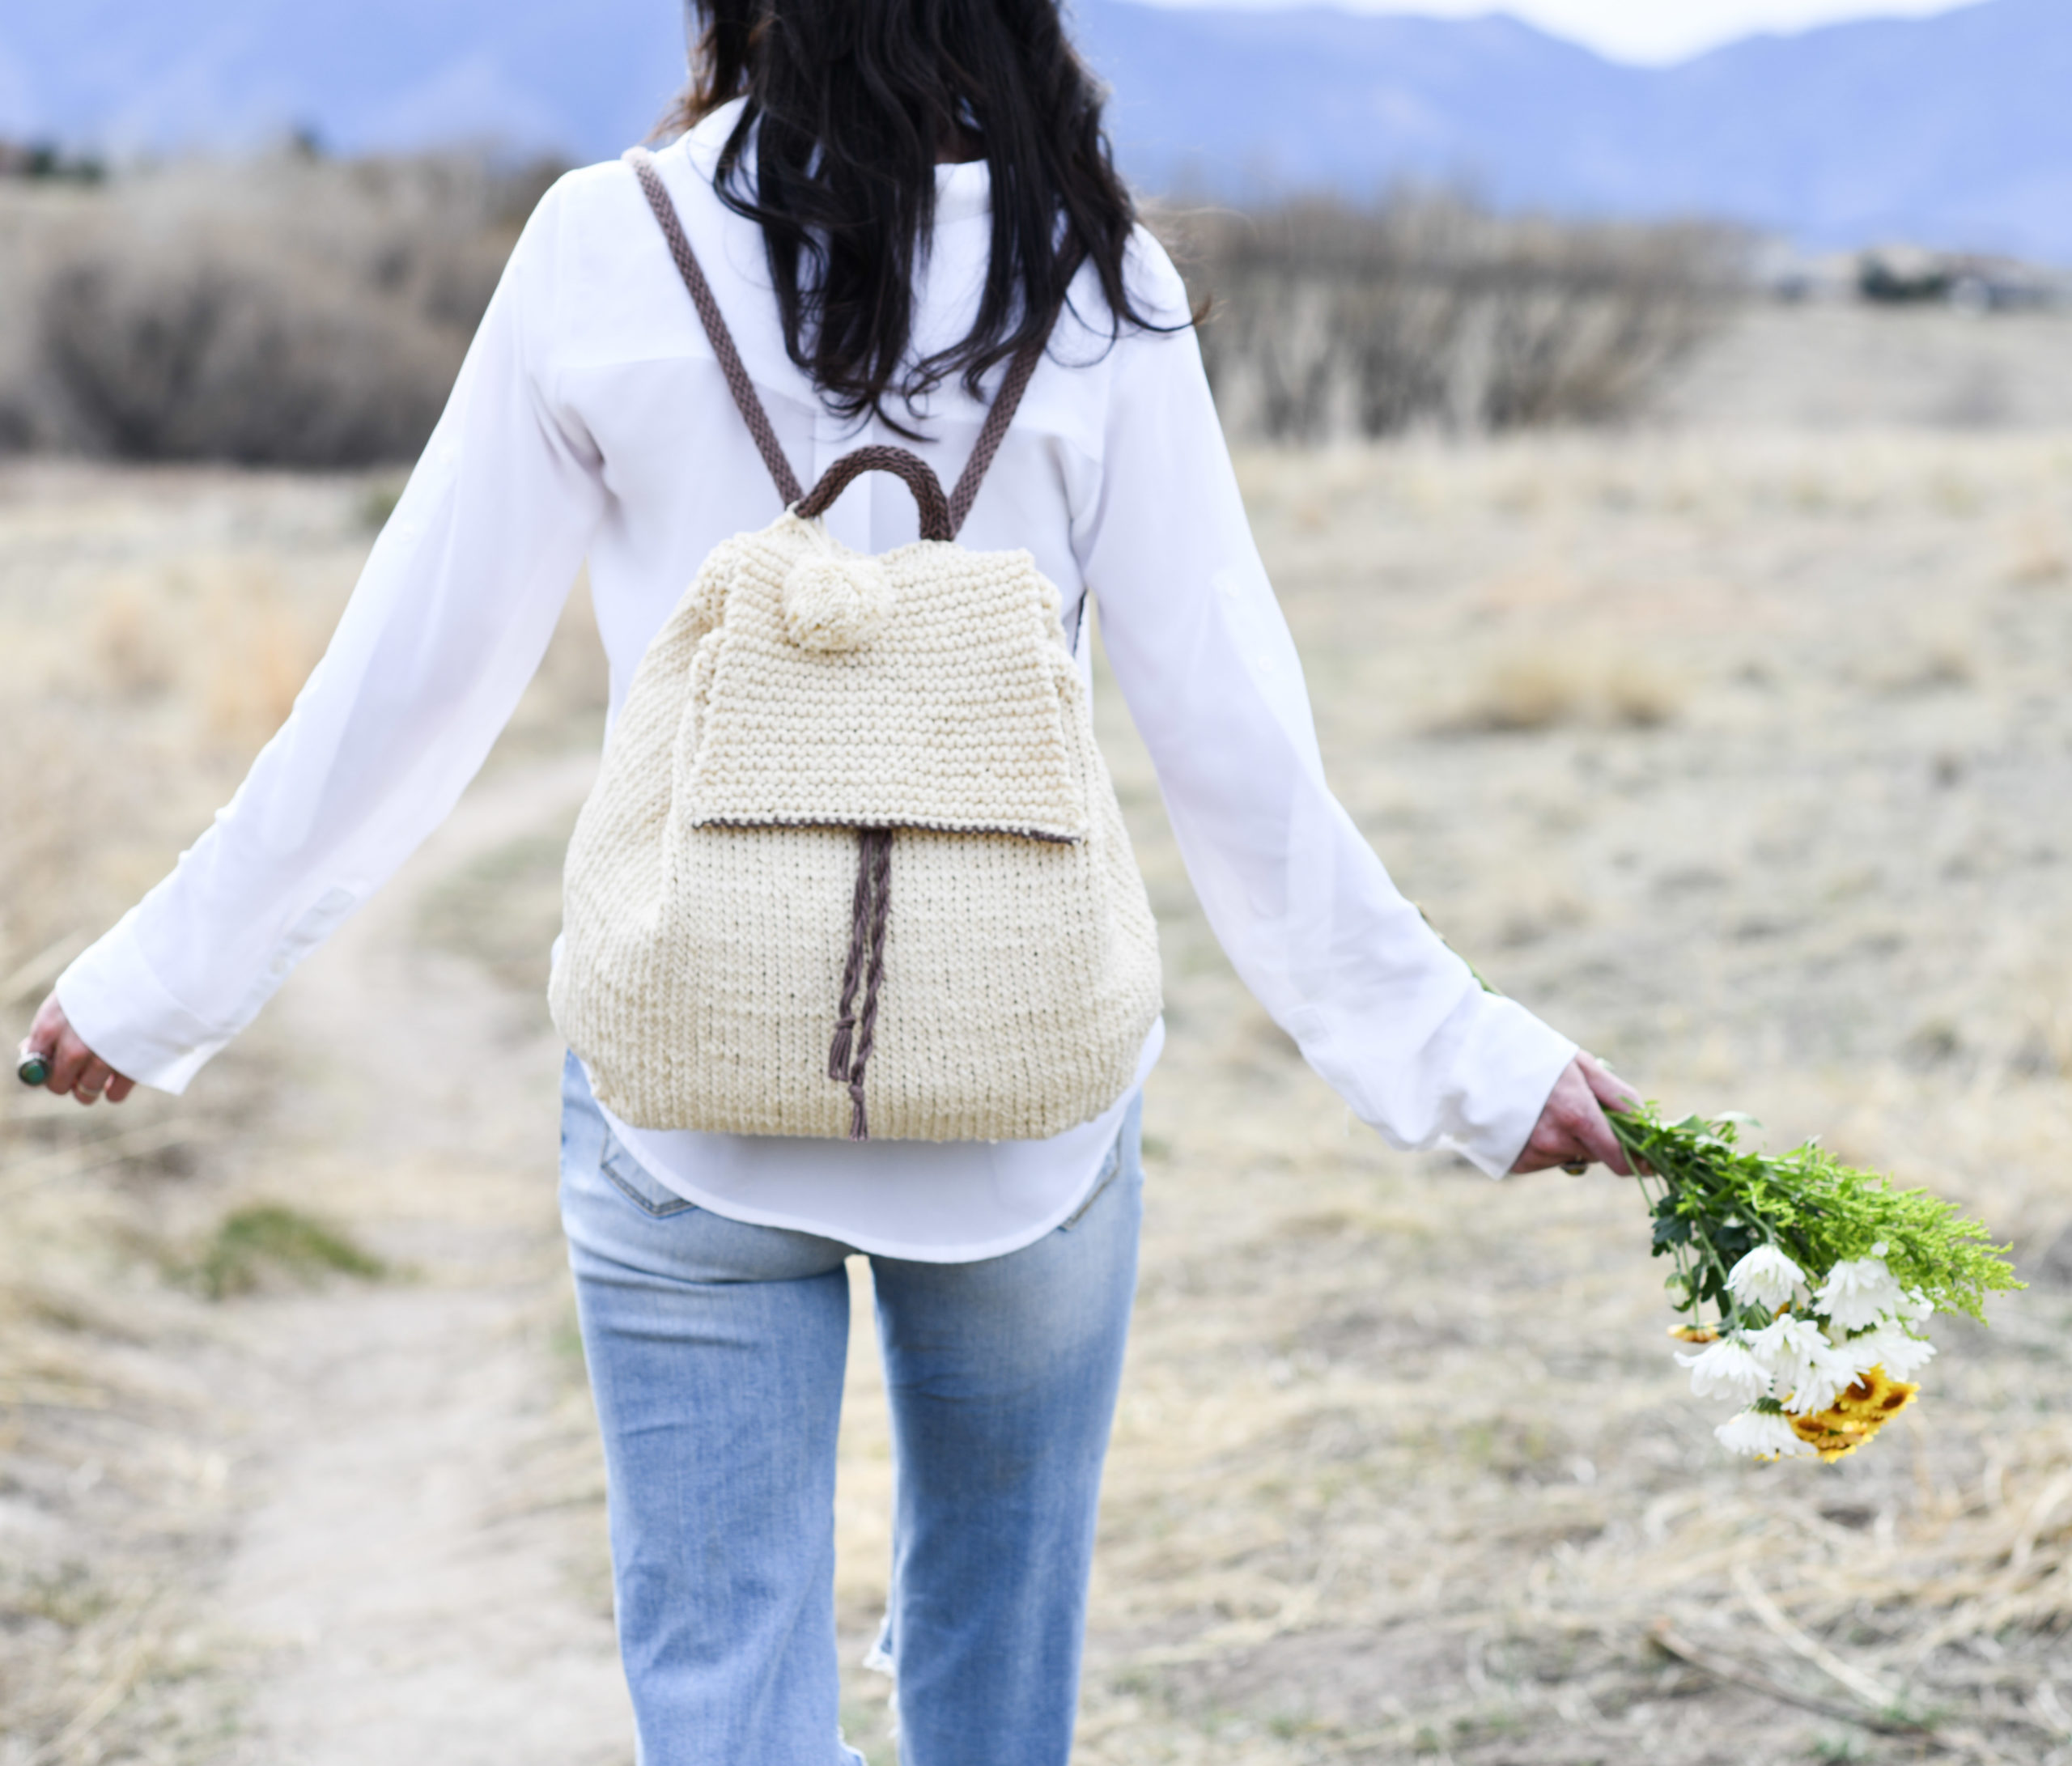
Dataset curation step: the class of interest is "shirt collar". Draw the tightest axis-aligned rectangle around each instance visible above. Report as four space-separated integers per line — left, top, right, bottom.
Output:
685 97 991 223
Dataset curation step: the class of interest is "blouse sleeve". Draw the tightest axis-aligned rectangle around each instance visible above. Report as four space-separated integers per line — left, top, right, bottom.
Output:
1072 234 1577 1177
56 178 609 1093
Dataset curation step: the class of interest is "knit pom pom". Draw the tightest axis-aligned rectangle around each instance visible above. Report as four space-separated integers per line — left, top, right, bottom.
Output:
782 549 894 652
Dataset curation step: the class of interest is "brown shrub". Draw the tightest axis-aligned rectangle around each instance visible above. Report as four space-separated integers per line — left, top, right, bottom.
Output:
3 150 559 466
1157 194 1747 441
40 242 460 465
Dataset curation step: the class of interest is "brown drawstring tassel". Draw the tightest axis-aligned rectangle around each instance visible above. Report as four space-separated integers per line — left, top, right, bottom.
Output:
827 830 874 1082
827 828 894 1139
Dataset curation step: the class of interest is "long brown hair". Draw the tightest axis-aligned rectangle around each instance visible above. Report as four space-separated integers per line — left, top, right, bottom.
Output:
668 0 1170 434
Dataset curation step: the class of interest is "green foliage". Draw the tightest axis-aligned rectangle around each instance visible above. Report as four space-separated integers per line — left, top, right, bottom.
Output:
195 1203 386 1301
1433 918 2021 1332
1608 1106 2022 1326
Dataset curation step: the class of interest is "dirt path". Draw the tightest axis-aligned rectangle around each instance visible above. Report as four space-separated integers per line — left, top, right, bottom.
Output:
202 752 633 1764
11 444 2068 1764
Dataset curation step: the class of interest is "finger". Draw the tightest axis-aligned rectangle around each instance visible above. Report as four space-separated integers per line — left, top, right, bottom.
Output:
1510 1117 1580 1175
70 1056 115 1106
27 991 69 1047
1511 1059 1586 1174
104 1075 136 1104
1564 1097 1631 1176
1578 1052 1641 1113
1580 1057 1653 1173
45 1028 99 1097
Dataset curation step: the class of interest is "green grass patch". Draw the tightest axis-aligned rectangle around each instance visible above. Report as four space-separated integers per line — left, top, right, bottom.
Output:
196 1204 385 1301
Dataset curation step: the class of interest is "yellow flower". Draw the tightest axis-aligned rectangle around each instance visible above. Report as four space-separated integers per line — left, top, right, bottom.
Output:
1832 1365 1918 1424
1783 1369 1917 1461
1670 1324 1719 1344
1787 1411 1878 1462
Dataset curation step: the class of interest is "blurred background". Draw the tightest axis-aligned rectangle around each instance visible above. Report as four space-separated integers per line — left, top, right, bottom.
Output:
2 3 2069 1763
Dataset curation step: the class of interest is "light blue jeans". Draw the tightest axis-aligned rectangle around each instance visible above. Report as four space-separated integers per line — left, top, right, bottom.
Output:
558 1055 1143 1766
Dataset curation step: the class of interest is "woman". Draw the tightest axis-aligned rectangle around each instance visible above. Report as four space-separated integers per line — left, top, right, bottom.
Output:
20 2 1635 1760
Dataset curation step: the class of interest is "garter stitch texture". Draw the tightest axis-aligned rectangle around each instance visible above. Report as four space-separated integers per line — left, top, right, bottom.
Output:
550 511 1163 1141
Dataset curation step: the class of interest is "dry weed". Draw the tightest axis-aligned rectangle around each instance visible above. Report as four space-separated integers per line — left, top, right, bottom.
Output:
1602 654 1680 728
0 464 375 1761
89 578 176 698
4 418 2071 1761
1434 647 1684 735
2006 512 2071 588
198 566 322 746
1454 653 1583 732
1061 424 2072 1764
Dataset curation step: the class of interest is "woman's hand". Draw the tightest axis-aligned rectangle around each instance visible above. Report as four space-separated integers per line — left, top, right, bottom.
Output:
1511 1053 1637 1176
18 994 134 1106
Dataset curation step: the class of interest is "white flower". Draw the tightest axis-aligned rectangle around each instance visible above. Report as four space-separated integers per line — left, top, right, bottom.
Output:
1747 1315 1858 1414
1781 1341 1865 1416
1716 1408 1816 1460
1746 1313 1824 1382
1828 1321 1878 1379
1676 1335 1774 1404
1900 1286 1935 1323
1814 1256 1905 1331
1726 1245 1806 1309
1849 1322 1937 1380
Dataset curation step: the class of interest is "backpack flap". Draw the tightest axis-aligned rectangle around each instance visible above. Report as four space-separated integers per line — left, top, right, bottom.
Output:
681 512 1088 843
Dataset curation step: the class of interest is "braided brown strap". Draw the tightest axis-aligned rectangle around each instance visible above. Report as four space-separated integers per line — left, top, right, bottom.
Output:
797 446 953 542
946 337 1043 536
624 146 805 507
826 828 894 1140
626 146 1064 540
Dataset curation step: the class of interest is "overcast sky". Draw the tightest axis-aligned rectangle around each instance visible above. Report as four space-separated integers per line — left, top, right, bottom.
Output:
1146 0 1987 63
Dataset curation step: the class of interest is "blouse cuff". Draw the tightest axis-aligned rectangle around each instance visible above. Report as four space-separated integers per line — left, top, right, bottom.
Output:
53 914 229 1095
1441 994 1580 1178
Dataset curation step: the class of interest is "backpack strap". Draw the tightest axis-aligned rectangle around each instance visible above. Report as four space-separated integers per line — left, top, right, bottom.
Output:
944 331 1046 535
625 144 1057 540
626 146 805 507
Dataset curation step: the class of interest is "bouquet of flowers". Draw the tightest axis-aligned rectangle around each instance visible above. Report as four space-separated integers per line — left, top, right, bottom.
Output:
1607 1106 2023 1463
1421 911 2023 1464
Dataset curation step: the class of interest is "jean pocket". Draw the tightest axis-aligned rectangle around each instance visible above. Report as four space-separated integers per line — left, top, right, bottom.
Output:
1058 1141 1123 1233
600 1136 698 1218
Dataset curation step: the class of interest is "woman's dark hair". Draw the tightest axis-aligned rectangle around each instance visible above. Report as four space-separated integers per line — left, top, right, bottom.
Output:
668 0 1167 433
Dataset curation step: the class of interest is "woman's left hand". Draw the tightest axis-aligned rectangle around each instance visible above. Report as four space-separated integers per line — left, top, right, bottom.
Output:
19 993 135 1106
1511 1053 1637 1176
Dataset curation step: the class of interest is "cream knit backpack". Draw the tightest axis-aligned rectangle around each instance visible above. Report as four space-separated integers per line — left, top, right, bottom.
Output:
548 149 1162 1143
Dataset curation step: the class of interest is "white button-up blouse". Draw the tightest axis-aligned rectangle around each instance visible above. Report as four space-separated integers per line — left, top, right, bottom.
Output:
57 101 1577 1262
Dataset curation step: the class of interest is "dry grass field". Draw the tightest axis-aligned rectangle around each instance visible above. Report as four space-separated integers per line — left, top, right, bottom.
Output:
3 313 2071 1764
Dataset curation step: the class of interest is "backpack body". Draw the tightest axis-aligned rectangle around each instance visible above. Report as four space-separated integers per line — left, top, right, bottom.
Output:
549 150 1161 1143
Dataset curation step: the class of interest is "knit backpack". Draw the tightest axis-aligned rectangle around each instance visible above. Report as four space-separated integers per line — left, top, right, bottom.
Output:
548 148 1162 1142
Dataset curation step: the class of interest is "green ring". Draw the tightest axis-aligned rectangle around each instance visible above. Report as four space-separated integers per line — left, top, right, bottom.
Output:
17 1055 50 1087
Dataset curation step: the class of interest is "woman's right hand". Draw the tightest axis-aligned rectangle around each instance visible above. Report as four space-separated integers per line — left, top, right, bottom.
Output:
19 993 134 1106
1511 1053 1637 1176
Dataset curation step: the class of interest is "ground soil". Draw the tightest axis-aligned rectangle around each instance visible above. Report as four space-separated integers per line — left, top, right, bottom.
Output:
4 307 2071 1764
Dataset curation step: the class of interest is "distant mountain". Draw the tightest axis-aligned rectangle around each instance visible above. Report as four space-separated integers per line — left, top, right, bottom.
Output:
0 0 686 162
1 0 2066 260
1075 0 2072 260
